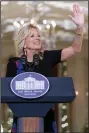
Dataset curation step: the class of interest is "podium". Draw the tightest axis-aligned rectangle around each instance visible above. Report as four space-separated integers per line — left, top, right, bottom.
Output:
1 77 76 132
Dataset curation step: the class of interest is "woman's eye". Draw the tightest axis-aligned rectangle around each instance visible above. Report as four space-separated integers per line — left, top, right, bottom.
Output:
30 35 40 37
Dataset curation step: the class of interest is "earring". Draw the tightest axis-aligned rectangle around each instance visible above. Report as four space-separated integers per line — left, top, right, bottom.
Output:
23 47 27 55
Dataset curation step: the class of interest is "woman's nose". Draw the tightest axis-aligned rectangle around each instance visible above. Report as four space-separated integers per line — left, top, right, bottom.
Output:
35 36 40 40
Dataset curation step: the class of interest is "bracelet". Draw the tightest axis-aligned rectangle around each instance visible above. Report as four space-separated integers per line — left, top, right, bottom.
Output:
76 25 84 35
76 32 83 35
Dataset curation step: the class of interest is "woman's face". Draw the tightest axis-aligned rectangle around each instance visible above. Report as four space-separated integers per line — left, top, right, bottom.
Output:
24 28 42 50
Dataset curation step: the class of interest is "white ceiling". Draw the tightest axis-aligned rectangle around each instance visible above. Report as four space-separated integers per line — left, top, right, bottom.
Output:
1 1 88 18
1 1 88 39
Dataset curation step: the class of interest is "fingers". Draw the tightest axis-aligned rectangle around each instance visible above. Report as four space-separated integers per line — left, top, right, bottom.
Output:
77 4 80 13
73 4 79 15
81 8 84 14
68 15 75 23
76 4 84 14
73 4 77 16
68 15 73 19
73 4 84 15
75 4 78 14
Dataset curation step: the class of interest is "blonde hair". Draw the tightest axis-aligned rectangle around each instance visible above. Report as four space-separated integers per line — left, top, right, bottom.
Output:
14 23 44 57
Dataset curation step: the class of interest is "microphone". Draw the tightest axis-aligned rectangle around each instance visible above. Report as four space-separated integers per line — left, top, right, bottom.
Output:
20 53 40 71
33 54 40 66
20 54 27 65
20 54 28 71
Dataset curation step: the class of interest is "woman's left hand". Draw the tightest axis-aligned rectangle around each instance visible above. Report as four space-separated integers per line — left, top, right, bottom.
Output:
69 4 84 27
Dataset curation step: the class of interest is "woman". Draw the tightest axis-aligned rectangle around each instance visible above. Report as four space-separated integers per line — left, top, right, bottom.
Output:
6 4 84 133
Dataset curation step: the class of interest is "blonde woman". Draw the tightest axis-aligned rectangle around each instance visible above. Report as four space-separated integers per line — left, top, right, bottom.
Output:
6 4 84 133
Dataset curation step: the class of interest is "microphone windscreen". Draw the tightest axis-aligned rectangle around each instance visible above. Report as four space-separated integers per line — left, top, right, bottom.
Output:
33 54 39 65
20 54 27 65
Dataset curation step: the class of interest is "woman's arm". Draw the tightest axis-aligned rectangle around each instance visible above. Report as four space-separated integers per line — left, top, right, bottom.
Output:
61 26 84 61
61 4 84 61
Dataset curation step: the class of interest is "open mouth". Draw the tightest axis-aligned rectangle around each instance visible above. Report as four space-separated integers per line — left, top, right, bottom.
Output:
34 41 40 44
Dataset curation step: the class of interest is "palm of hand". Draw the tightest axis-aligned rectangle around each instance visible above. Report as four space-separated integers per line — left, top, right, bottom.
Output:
69 4 84 26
